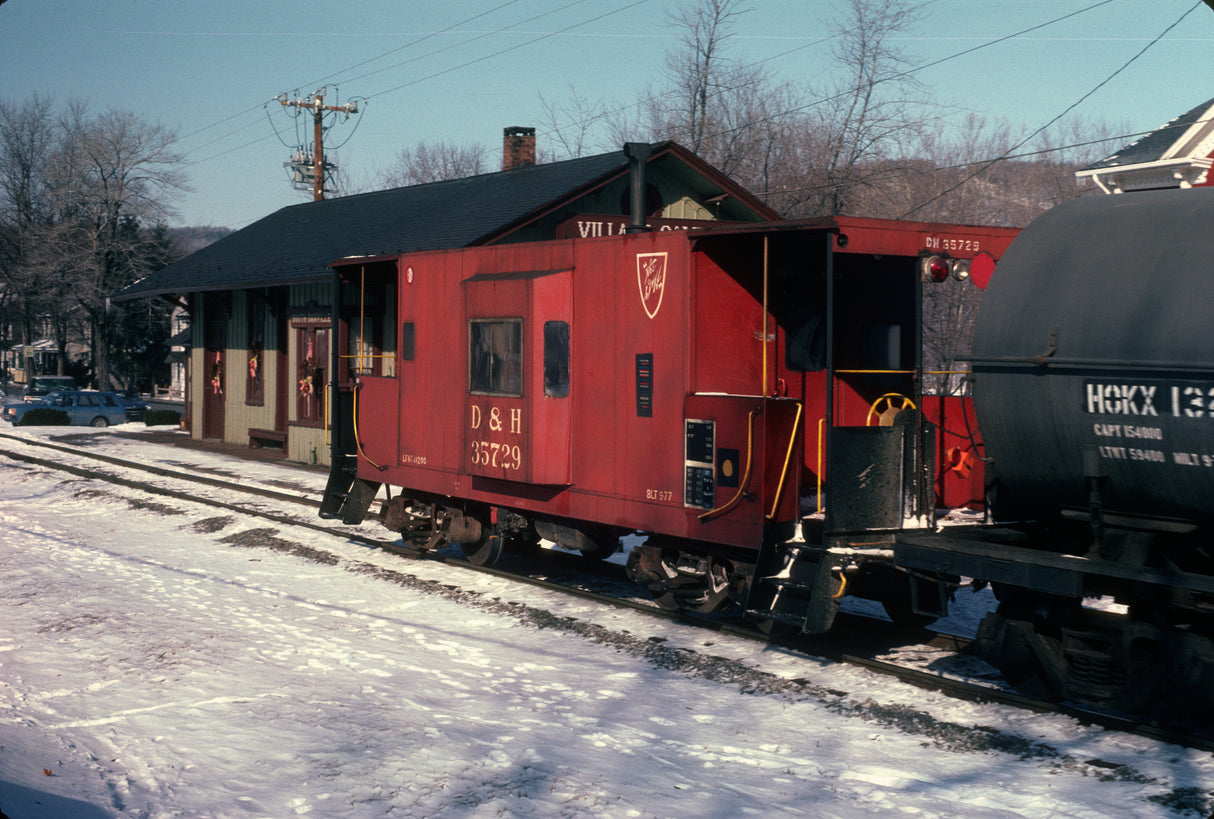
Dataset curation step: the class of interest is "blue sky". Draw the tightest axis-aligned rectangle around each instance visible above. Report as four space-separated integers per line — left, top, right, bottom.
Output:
2 0 1210 229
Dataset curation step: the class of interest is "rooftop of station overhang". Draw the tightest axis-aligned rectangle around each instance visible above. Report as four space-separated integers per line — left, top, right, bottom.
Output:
1080 97 1214 173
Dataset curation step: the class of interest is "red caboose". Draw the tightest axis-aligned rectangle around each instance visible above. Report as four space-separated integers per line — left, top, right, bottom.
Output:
323 217 1018 628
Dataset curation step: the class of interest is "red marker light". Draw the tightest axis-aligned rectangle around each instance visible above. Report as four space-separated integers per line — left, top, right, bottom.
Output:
920 255 950 282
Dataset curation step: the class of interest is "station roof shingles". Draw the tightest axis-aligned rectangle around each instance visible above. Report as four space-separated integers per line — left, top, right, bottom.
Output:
116 142 777 301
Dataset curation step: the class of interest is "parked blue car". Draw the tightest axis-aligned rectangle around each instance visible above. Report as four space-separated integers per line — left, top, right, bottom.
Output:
3 390 128 427
117 390 150 422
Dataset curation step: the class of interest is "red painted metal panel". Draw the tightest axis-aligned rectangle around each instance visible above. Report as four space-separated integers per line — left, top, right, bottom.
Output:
355 376 398 468
921 395 985 509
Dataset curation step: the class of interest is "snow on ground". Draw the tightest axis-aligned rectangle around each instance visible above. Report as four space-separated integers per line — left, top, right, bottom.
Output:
1 425 1213 818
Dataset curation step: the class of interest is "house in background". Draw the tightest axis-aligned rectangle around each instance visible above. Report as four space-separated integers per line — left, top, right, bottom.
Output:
1077 97 1214 193
114 131 778 465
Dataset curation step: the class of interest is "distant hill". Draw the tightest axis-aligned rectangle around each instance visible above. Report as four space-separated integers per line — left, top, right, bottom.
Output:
167 226 232 257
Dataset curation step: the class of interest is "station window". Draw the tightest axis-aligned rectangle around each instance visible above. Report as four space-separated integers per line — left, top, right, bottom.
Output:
246 296 265 406
350 315 376 375
543 321 570 398
470 319 522 396
296 326 328 424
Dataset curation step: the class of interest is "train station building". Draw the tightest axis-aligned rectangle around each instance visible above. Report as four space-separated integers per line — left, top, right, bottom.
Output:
114 132 778 465
1077 96 1214 193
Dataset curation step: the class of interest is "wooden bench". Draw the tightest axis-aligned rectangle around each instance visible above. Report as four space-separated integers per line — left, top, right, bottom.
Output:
248 428 287 449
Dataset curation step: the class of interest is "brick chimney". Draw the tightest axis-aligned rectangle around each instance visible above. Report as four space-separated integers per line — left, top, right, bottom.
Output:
502 126 536 171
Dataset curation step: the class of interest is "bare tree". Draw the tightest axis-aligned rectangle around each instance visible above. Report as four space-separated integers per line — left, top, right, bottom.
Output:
791 0 931 216
539 86 616 162
663 0 749 155
42 104 187 388
380 141 488 187
897 113 1115 393
0 95 59 372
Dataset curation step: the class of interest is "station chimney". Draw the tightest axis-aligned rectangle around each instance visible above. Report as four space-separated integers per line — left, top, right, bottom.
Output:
502 126 536 171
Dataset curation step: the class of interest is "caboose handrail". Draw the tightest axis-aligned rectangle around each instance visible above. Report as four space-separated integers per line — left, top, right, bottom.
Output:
351 380 387 471
766 400 803 522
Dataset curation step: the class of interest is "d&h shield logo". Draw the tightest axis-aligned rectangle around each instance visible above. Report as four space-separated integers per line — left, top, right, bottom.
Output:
636 252 668 319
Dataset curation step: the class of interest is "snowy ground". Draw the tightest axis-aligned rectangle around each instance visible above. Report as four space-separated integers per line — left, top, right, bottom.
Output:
1 425 1213 818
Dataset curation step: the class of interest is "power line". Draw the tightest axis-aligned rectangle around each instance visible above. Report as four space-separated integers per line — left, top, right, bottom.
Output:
535 0 1121 163
278 89 361 201
362 0 652 101
300 0 531 91
178 1 634 169
899 0 1203 218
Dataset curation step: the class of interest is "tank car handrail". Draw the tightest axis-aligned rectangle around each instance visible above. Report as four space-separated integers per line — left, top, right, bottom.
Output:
967 355 1214 373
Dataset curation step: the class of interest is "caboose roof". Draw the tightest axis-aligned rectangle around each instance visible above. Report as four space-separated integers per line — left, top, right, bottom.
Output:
1076 97 1214 193
115 141 777 301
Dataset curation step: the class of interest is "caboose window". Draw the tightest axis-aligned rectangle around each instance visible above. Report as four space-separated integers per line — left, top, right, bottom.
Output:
470 319 522 396
400 322 415 362
543 321 570 398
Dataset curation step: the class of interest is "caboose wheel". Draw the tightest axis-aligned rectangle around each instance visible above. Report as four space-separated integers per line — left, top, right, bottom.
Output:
626 545 734 613
461 532 506 566
647 562 733 613
865 393 916 426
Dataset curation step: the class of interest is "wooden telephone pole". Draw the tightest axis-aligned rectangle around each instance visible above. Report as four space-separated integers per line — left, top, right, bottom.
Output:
279 88 359 201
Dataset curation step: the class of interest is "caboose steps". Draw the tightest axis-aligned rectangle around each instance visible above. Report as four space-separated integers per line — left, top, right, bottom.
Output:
319 452 362 521
744 541 842 635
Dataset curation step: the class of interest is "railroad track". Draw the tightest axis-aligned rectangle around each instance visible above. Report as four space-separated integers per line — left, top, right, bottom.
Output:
3 429 1211 752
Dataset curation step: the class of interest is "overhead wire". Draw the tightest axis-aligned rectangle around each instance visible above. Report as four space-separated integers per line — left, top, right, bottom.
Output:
534 0 1122 165
673 0 1121 144
303 0 528 90
898 0 1205 218
178 1 566 167
361 0 652 101
178 0 1198 216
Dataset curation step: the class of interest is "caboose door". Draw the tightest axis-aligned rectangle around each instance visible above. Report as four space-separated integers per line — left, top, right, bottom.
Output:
462 268 573 486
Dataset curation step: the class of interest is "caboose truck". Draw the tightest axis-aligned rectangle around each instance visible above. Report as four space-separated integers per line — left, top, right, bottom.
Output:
891 188 1214 717
318 200 1016 633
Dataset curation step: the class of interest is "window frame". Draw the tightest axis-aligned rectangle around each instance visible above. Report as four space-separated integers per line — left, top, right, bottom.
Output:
468 318 523 398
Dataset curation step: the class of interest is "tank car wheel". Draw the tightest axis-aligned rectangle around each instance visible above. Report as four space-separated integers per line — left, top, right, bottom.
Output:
461 531 506 567
865 393 916 427
976 607 1058 701
90 416 109 428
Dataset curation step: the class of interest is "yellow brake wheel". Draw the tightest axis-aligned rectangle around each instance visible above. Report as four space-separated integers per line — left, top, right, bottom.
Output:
865 393 916 426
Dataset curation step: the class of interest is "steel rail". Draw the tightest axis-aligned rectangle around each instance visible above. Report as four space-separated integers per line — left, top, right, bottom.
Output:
2 432 1212 752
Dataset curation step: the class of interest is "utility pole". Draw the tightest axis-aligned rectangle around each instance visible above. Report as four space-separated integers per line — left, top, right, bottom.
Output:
279 88 359 201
